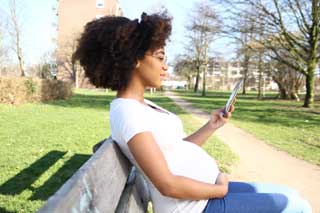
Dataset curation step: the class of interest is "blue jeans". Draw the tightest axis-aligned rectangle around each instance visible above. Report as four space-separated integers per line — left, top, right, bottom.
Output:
203 182 312 213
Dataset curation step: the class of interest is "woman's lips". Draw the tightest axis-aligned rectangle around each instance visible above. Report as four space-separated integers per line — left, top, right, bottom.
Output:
160 73 167 80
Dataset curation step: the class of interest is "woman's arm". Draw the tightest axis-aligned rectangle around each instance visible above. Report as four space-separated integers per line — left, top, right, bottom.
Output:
183 105 234 146
128 132 229 200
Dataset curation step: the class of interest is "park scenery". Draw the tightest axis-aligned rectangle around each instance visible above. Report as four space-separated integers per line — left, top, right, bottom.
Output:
1 0 320 212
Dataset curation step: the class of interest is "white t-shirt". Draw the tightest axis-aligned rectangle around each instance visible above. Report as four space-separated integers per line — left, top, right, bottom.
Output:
110 98 220 213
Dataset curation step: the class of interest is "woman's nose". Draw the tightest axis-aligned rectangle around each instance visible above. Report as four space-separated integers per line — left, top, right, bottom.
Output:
162 63 168 71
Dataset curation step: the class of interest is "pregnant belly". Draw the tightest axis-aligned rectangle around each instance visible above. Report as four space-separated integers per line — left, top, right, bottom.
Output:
165 140 219 184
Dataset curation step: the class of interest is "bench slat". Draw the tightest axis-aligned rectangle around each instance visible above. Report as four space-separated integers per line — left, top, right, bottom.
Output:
38 138 132 213
116 167 150 213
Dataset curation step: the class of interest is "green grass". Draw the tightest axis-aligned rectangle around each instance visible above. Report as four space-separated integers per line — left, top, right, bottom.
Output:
0 89 237 213
174 90 320 166
0 90 112 212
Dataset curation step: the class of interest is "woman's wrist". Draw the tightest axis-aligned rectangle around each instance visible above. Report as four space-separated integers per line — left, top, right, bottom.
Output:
207 120 220 131
211 184 228 198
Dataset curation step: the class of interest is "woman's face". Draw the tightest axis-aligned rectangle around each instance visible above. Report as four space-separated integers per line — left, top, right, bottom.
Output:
135 48 168 88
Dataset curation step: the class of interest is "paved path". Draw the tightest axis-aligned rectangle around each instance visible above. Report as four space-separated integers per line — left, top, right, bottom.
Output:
165 91 320 212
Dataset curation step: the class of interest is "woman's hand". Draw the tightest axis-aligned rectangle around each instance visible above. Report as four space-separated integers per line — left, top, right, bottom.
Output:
215 173 229 197
216 173 229 186
208 104 234 130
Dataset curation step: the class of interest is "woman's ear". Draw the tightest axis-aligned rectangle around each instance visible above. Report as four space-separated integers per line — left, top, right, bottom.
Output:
136 60 140 68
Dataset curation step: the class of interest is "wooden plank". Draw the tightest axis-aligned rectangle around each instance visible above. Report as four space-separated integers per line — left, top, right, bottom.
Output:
116 167 150 213
38 138 132 213
134 168 150 210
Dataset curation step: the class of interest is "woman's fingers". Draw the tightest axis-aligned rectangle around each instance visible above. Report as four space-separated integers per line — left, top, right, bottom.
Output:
229 104 235 113
224 111 232 119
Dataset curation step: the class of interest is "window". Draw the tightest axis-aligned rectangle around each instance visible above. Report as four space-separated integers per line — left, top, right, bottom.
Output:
231 70 238 75
96 0 105 8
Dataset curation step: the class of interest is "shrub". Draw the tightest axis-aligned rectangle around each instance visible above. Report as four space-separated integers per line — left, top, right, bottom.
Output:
0 77 73 104
25 78 37 95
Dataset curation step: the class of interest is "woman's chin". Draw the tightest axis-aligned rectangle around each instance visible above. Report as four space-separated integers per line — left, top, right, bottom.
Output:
153 82 162 88
145 80 163 89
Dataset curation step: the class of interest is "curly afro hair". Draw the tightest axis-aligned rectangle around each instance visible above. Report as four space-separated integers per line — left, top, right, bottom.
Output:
72 12 172 90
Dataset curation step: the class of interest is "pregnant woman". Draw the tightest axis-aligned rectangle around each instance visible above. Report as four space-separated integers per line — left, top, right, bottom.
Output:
73 11 311 213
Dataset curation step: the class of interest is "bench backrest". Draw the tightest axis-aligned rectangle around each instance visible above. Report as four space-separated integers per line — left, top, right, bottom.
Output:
38 137 150 213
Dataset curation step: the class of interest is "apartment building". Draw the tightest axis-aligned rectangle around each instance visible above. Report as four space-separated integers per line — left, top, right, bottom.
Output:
205 57 274 91
56 0 123 86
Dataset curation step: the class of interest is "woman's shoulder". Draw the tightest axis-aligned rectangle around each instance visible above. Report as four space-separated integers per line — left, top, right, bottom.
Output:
110 98 147 116
110 98 152 128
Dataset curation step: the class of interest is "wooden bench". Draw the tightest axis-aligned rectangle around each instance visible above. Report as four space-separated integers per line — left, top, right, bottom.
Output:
38 137 150 213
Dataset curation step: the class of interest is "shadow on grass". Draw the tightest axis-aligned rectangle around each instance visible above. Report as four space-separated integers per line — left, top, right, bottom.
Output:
0 150 91 201
30 153 90 201
173 89 278 100
0 151 66 195
233 108 320 127
0 207 17 213
174 91 320 128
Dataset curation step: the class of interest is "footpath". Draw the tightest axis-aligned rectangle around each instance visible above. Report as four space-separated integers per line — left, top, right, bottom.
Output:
165 91 320 212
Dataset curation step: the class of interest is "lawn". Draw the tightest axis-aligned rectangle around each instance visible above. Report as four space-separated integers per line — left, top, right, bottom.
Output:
0 89 237 213
174 90 320 166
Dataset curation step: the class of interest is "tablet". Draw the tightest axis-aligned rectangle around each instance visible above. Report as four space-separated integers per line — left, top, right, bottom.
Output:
223 79 243 117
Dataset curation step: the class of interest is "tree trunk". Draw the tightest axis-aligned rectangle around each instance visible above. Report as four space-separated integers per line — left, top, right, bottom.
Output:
279 87 288 99
242 54 249 95
194 66 200 93
10 0 25 77
202 46 208 97
257 48 263 99
242 78 246 94
187 75 191 90
290 92 300 101
303 71 315 107
18 53 25 77
16 34 24 76
72 62 78 88
274 79 288 99
202 65 206 96
303 9 318 107
288 76 300 101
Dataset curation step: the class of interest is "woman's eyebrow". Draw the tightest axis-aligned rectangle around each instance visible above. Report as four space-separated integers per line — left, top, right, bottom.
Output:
156 50 165 55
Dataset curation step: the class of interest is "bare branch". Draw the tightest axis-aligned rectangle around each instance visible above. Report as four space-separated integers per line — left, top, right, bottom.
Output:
8 0 25 76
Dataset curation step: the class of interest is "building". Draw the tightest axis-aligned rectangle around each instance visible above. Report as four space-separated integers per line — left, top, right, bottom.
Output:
57 0 123 86
204 57 275 91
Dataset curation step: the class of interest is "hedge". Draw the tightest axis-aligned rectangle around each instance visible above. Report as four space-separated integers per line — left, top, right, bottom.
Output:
0 77 73 104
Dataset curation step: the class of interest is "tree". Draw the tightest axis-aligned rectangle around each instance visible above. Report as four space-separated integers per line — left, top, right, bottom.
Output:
0 14 8 70
215 3 262 95
37 51 57 79
266 58 304 100
60 31 84 88
173 55 197 89
215 0 319 107
233 0 319 107
185 1 221 95
234 17 256 95
8 0 25 77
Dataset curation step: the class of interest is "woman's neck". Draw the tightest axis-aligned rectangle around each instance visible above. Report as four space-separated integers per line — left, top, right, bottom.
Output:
116 84 145 103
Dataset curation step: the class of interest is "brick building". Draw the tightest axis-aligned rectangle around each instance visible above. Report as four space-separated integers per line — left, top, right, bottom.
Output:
57 0 123 87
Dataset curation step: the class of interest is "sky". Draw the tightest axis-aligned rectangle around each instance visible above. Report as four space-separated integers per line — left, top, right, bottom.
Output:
0 0 234 67
118 0 235 60
0 0 57 66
